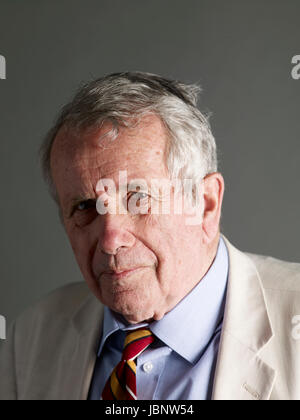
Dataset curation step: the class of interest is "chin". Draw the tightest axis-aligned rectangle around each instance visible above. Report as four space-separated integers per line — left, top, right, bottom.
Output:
111 298 154 324
101 284 160 323
122 312 154 325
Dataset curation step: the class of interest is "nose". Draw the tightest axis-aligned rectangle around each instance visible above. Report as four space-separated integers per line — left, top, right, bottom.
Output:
97 214 136 255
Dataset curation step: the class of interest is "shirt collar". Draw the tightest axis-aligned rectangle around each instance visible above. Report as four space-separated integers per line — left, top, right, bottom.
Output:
97 306 149 357
98 237 229 364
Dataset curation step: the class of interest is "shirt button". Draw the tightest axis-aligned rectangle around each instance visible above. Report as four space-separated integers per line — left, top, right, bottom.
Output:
143 362 153 373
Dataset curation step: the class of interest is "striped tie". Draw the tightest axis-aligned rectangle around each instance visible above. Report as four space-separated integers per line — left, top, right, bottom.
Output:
102 328 154 400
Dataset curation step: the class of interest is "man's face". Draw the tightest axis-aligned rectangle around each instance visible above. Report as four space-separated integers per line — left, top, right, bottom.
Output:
51 115 212 324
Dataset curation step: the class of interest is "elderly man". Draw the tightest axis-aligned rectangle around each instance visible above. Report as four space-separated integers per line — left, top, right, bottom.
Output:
1 72 300 400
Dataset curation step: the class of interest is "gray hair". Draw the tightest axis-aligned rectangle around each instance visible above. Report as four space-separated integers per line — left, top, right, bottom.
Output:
40 71 218 203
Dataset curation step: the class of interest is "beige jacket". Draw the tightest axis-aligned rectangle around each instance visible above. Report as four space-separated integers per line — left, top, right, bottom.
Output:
1 235 300 400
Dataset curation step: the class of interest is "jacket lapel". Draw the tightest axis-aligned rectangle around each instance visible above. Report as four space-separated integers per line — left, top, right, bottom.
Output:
212 236 276 400
63 293 104 400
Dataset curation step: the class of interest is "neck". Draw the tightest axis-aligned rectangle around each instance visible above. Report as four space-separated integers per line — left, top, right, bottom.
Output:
162 232 221 319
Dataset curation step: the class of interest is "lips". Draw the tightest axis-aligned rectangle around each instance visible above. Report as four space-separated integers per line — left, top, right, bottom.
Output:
102 267 145 280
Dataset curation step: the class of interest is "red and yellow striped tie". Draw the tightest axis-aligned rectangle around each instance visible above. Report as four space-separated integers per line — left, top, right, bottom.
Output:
102 328 154 400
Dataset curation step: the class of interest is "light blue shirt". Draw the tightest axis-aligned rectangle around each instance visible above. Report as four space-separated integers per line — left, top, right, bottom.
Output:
89 237 229 400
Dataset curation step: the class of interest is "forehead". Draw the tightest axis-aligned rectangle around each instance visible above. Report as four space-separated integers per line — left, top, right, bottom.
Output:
51 114 170 204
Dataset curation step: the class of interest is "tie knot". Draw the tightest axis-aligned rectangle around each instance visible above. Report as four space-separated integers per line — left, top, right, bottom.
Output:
123 328 154 361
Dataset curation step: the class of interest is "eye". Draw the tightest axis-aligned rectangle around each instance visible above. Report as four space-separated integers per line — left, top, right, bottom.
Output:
128 191 149 203
76 199 96 212
127 191 150 214
133 192 148 200
72 199 98 228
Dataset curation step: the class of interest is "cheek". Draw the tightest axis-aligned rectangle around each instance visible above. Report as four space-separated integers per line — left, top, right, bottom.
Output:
68 228 97 282
154 217 202 286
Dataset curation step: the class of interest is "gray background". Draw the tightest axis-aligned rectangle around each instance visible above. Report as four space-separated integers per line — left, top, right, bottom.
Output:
0 0 299 324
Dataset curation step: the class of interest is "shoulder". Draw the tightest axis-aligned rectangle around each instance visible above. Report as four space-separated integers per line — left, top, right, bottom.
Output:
222 234 300 293
18 282 91 321
245 252 300 399
0 282 100 400
246 252 300 293
14 282 92 341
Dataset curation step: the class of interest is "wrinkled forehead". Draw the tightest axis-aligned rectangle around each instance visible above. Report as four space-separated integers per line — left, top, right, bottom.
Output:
51 116 168 168
50 116 170 202
51 124 103 172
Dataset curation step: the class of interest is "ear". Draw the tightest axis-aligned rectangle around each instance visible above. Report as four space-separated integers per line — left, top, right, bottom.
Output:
201 172 225 244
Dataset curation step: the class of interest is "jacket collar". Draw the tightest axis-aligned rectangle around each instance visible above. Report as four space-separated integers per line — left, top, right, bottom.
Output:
212 235 276 400
69 293 104 400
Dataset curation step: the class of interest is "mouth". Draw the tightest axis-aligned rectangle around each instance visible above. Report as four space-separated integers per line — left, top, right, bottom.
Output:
102 266 145 280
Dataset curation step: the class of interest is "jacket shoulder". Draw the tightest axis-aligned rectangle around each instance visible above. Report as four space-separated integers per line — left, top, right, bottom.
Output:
246 252 300 292
15 282 92 333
